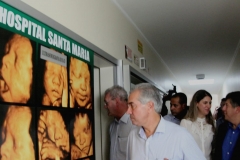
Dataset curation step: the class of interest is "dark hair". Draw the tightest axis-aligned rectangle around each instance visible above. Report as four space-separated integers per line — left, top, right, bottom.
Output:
221 98 226 102
226 91 240 108
185 90 215 132
171 92 187 105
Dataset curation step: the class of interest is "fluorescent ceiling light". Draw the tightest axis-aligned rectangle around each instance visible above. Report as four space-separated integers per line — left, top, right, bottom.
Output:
188 79 214 85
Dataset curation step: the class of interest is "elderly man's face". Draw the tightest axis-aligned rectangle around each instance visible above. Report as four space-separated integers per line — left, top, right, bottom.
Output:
127 90 149 126
70 58 91 108
0 106 35 160
43 61 64 106
44 110 69 152
0 34 33 103
73 113 92 155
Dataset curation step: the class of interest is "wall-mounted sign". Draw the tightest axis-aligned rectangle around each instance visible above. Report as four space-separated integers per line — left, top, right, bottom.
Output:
125 45 133 62
137 39 143 54
0 1 95 160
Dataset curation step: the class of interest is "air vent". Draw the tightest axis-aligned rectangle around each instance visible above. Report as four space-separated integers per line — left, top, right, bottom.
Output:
196 74 205 79
139 57 146 69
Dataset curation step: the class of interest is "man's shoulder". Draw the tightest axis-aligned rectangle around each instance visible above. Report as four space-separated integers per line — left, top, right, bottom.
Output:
180 118 191 123
129 126 140 135
164 114 173 118
163 118 189 135
163 114 173 120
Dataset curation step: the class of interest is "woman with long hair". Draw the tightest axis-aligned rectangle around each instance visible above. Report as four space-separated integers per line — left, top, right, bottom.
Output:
180 90 215 160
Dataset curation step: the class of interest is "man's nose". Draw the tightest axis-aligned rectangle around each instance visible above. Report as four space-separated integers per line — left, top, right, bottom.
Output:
127 107 132 114
222 105 226 111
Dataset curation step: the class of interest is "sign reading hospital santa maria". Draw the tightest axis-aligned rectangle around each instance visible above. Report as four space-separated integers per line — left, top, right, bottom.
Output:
0 1 93 65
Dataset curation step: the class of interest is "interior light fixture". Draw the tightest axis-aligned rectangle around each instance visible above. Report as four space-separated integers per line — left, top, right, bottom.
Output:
188 79 214 85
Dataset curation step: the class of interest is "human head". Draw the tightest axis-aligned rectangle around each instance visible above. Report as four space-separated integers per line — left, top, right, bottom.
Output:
130 83 161 112
186 90 213 123
222 91 240 124
43 60 64 106
220 98 226 108
70 57 91 108
73 113 93 156
127 83 161 126
104 85 128 118
170 92 187 116
43 110 69 152
215 98 226 119
1 106 35 160
0 34 33 103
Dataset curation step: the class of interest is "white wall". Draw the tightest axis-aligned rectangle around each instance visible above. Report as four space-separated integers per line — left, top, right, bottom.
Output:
220 46 240 98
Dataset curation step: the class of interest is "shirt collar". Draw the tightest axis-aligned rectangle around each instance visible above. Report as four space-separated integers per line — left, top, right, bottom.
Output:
169 114 179 120
139 115 165 138
114 113 129 124
228 122 240 130
156 116 166 133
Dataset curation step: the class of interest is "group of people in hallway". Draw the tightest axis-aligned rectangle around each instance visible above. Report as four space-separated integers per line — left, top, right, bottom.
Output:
104 84 240 160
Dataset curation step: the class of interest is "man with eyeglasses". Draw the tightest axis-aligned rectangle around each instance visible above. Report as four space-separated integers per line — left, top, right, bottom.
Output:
104 85 137 160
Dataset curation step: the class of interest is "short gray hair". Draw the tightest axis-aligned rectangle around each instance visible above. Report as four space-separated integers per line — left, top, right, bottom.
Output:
104 85 128 102
131 83 161 112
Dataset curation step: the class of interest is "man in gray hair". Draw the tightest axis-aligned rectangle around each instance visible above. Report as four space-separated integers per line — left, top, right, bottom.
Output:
126 83 205 160
104 85 137 160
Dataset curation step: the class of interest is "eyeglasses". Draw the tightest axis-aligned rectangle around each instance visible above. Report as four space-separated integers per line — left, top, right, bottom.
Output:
104 98 114 106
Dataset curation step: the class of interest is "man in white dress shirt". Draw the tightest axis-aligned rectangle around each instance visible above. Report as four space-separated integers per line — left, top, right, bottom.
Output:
164 92 188 125
104 85 137 160
126 83 205 160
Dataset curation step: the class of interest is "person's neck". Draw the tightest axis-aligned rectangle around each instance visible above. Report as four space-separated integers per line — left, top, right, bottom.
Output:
115 104 128 121
231 118 240 129
175 108 188 120
115 111 126 121
197 113 205 118
143 113 160 138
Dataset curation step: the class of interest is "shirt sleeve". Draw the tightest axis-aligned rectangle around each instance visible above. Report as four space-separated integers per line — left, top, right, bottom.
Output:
180 119 188 128
181 130 206 160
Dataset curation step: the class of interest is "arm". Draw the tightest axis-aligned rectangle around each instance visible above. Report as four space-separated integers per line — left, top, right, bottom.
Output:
181 131 206 160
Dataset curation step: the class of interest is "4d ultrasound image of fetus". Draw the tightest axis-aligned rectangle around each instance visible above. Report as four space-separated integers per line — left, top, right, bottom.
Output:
71 113 93 160
0 34 33 103
38 110 70 160
69 57 92 109
39 48 68 107
0 106 35 160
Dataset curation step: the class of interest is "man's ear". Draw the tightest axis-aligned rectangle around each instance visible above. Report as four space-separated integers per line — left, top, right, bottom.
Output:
183 104 187 109
148 101 154 110
236 106 240 113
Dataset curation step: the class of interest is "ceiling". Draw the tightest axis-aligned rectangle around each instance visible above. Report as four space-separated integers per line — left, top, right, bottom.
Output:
113 0 240 95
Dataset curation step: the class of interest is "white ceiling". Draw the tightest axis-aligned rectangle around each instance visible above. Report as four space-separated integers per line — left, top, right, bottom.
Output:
113 0 240 95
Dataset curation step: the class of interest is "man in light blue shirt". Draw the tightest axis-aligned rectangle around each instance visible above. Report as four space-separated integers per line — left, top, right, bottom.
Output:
126 83 205 160
104 85 137 160
164 92 188 125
